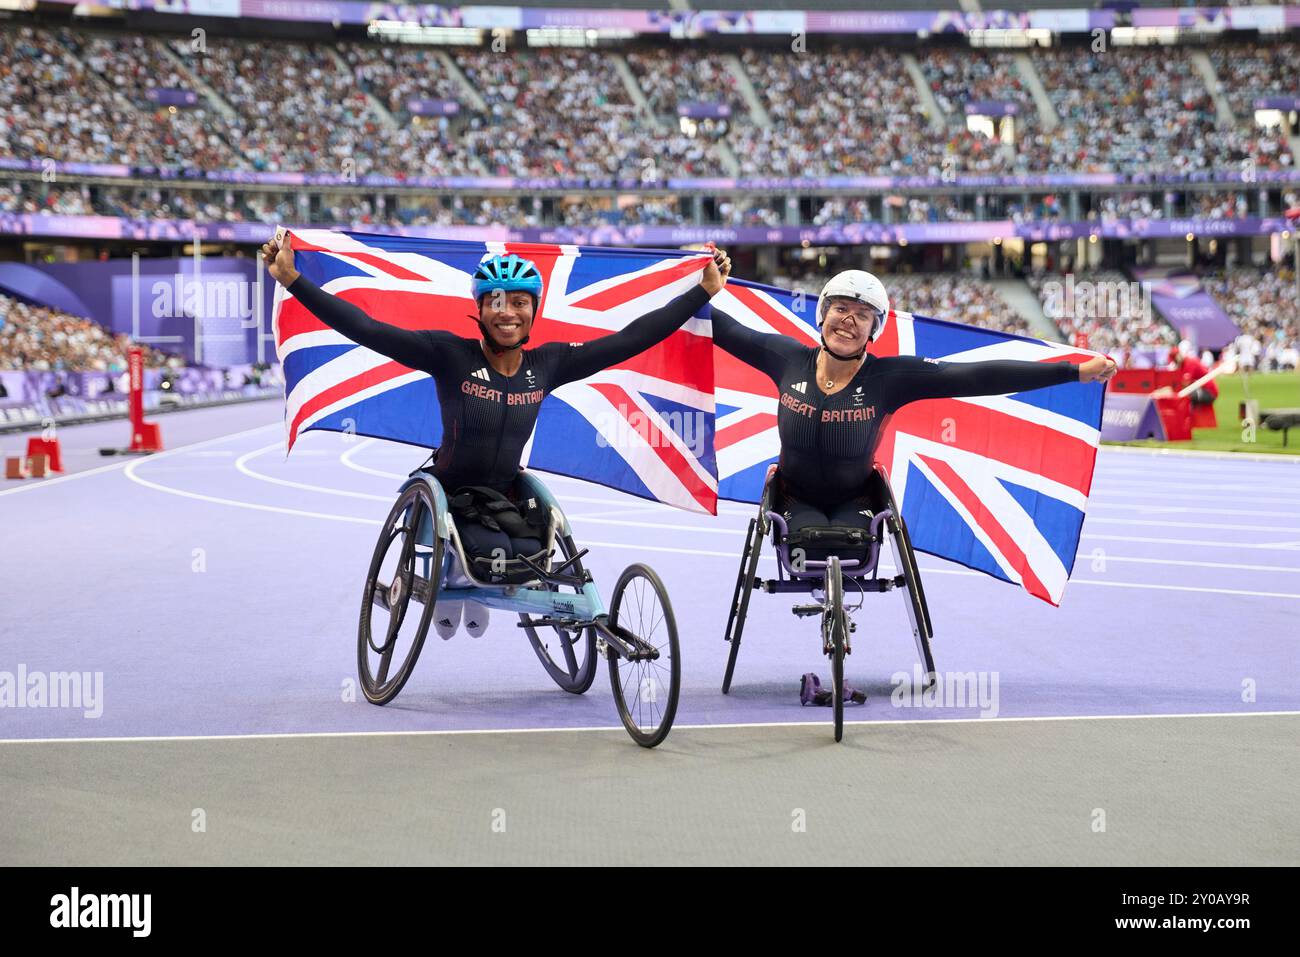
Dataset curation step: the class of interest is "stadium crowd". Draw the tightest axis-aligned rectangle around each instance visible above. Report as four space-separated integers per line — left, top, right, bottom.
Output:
1210 267 1300 371
1028 270 1180 357
0 292 175 372
2 25 1294 182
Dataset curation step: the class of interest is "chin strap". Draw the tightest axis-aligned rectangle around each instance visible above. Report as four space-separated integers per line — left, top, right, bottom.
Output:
820 336 866 362
470 313 530 356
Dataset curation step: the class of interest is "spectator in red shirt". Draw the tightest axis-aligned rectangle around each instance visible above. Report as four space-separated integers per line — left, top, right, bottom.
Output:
1167 345 1218 406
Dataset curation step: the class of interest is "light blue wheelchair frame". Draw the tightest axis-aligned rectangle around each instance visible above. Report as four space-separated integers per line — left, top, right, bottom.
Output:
399 468 609 623
360 466 681 747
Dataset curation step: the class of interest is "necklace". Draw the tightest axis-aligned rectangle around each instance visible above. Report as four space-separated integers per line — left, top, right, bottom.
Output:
821 354 861 391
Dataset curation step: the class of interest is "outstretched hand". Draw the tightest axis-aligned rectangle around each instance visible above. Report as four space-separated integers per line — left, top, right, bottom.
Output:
700 244 732 297
261 233 300 287
1079 356 1117 384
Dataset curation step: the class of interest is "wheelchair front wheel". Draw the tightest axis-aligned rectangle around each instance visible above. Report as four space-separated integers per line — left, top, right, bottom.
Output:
358 482 442 705
823 556 847 743
519 533 598 695
722 515 763 694
607 563 680 748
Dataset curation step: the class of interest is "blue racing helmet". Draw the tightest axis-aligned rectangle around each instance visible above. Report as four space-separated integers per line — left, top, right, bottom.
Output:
471 254 544 306
471 253 543 354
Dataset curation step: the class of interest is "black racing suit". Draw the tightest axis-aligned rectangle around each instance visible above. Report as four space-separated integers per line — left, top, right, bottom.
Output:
288 274 711 556
709 305 1080 551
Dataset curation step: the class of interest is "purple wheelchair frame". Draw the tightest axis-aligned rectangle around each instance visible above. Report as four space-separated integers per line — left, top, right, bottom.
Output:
721 463 937 695
765 508 891 584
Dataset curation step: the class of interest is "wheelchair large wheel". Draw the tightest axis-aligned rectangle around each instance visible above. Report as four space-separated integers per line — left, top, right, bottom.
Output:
888 510 936 686
358 483 443 705
607 563 680 748
519 533 598 695
722 516 764 694
823 556 847 743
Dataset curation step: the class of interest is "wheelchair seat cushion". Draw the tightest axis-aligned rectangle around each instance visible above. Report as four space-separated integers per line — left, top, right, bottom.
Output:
449 484 551 583
780 493 875 564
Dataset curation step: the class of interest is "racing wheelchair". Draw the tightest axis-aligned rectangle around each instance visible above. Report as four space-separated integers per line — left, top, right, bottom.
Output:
721 463 936 742
358 467 680 747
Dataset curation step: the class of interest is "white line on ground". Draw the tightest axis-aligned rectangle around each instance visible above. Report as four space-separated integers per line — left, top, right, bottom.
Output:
1087 503 1300 519
1084 517 1300 532
1 709 1295 747
124 455 383 526
236 442 393 502
0 423 281 498
97 424 1300 597
1099 446 1300 464
1080 532 1300 550
338 437 410 479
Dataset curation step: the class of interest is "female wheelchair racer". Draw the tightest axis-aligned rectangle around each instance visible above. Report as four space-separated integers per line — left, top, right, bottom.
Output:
262 238 732 745
710 269 1116 739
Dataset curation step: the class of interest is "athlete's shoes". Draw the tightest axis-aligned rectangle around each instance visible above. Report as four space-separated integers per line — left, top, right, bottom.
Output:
464 601 490 638
433 601 463 640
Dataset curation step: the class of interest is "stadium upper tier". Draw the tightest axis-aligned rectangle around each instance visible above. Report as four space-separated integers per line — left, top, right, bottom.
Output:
0 23 1294 185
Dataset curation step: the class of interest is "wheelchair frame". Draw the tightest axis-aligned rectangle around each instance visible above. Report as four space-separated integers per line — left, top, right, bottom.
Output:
359 468 681 747
721 463 937 741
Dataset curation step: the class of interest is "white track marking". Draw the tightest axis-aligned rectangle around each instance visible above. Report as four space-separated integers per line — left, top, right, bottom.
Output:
124 455 382 526
236 443 393 502
1090 480 1300 495
78 418 1298 597
1087 503 1300 519
1084 517 1300 533
1100 446 1300 464
0 423 281 498
1063 578 1300 600
1086 489 1300 505
118 461 1300 594
567 514 1300 548
1079 532 1300 550
1095 555 1300 574
338 437 411 479
578 540 1300 579
1 709 1295 746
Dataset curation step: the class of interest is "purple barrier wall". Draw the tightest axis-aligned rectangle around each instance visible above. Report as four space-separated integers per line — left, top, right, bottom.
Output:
0 366 280 425
1 215 1293 247
0 263 96 318
37 2 1123 34
5 156 1297 191
7 260 276 367
1100 392 1165 442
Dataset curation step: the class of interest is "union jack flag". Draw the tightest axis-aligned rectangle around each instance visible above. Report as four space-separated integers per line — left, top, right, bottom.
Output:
274 230 1103 604
710 282 1105 605
272 229 719 513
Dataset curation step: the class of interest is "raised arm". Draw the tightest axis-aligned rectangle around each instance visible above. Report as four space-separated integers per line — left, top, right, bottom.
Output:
287 274 454 373
710 305 811 385
552 284 713 386
551 249 731 386
266 236 453 375
874 355 1082 414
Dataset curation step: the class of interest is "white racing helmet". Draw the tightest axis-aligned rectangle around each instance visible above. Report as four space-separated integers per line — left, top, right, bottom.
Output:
816 270 890 342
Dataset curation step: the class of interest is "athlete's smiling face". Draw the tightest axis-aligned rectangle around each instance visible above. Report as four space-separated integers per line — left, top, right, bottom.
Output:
479 290 536 347
821 298 879 354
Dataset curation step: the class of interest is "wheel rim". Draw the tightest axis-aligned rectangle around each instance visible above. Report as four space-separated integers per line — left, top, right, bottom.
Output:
609 565 679 746
826 557 845 741
359 485 440 701
519 535 596 694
